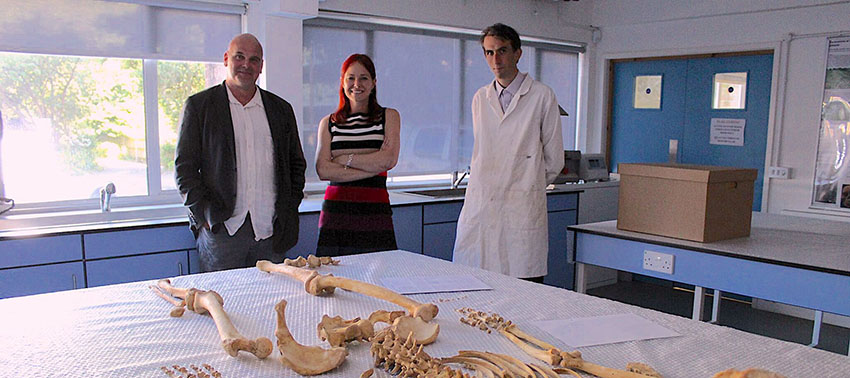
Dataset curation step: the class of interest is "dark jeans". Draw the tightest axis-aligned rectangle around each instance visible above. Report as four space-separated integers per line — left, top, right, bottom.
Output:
197 213 283 272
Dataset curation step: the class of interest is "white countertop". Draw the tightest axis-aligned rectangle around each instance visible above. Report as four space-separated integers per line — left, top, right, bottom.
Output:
569 212 850 275
0 181 617 239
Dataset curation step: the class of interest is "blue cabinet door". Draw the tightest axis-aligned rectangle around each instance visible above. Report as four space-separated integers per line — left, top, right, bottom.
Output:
0 262 84 298
0 235 82 268
84 225 195 259
423 222 457 261
86 251 189 287
393 205 422 253
544 209 577 289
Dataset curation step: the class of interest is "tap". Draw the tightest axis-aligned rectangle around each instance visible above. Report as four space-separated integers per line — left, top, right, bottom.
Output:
100 182 116 212
451 168 469 189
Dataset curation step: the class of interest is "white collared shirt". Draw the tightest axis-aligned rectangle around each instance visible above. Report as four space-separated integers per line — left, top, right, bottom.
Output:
224 85 276 240
495 72 526 112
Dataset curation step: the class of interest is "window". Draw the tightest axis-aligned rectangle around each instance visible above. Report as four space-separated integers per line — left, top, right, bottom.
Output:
0 0 240 208
712 72 747 110
303 17 582 183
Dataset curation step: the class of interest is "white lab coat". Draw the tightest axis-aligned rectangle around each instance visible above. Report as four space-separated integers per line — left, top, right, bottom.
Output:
453 74 564 278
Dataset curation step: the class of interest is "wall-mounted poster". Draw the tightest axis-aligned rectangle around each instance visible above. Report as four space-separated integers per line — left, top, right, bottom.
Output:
812 36 850 208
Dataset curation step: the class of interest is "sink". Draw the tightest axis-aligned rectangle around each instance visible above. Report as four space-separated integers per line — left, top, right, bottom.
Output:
403 187 466 198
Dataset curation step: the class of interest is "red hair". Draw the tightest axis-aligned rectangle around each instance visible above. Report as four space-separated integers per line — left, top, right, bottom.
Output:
331 54 383 123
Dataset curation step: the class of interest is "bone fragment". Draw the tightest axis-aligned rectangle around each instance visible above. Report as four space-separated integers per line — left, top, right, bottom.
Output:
149 285 186 317
559 349 658 378
156 280 272 359
712 368 787 378
275 300 347 375
439 356 505 378
368 309 407 325
257 260 439 321
504 323 559 351
370 327 467 377
499 328 560 365
529 363 561 378
193 289 273 358
317 315 374 347
627 362 662 377
392 315 440 345
554 367 586 377
457 351 532 378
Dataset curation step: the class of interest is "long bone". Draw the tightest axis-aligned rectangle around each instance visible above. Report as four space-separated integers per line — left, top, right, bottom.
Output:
558 350 659 378
156 279 273 359
257 260 439 321
275 299 348 375
149 285 186 317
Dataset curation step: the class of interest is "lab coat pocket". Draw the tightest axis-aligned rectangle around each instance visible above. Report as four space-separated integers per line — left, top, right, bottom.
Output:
508 151 544 190
503 189 545 230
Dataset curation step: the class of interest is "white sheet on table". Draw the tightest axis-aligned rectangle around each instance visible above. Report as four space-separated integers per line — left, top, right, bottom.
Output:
380 275 492 294
534 313 681 347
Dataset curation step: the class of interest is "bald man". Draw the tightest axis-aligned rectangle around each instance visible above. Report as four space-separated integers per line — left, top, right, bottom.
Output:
175 33 306 272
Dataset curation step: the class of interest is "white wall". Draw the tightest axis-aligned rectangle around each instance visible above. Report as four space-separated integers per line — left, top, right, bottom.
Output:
586 0 850 218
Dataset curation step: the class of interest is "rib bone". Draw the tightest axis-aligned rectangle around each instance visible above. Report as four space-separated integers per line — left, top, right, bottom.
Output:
275 300 347 375
156 279 272 359
257 260 439 321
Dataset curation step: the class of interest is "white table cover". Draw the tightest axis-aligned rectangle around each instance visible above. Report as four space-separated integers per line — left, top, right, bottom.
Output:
0 250 848 377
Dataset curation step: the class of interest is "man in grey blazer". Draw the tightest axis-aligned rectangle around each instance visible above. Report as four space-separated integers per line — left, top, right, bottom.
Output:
175 34 306 272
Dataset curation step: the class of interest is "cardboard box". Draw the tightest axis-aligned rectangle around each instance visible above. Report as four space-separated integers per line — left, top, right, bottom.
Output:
617 163 757 243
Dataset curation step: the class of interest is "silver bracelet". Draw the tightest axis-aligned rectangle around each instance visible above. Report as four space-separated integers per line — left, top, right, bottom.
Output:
345 153 354 169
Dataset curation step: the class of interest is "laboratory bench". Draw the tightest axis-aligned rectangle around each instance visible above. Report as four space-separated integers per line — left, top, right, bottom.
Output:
0 181 618 299
0 250 846 377
570 212 850 353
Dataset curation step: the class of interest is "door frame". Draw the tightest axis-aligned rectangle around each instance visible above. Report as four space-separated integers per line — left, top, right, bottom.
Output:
601 45 782 211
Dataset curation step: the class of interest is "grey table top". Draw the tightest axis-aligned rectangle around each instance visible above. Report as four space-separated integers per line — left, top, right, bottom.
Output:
569 212 850 276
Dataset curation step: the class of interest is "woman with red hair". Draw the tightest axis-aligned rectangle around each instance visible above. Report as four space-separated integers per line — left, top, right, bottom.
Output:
314 54 401 256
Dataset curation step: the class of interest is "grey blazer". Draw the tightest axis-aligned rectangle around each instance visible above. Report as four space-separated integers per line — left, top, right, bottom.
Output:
174 82 306 253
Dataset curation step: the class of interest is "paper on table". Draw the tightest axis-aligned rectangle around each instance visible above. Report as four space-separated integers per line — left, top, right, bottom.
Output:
380 275 492 295
533 313 680 348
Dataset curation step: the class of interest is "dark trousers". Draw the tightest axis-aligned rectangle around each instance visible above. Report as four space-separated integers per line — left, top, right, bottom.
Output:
197 213 283 272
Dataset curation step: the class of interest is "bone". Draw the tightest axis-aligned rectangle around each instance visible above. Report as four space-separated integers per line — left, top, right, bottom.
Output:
257 260 439 321
457 351 532 378
559 350 659 378
499 328 561 365
155 279 272 359
392 315 440 345
529 363 561 378
317 315 374 347
149 285 186 317
712 368 786 378
627 362 663 377
275 300 348 375
368 309 407 325
439 356 504 378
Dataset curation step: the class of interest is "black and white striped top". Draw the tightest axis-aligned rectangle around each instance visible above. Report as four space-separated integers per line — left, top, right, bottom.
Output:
328 109 386 151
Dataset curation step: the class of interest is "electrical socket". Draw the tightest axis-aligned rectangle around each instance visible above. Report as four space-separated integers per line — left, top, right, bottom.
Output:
643 250 674 275
768 166 790 179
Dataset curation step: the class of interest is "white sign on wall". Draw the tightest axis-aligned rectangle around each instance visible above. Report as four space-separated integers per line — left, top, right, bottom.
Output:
710 118 746 146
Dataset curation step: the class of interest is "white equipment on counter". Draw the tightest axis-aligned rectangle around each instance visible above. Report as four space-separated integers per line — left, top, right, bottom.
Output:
579 153 610 182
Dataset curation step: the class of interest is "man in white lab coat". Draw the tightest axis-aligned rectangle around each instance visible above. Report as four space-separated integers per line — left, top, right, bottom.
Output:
453 23 564 282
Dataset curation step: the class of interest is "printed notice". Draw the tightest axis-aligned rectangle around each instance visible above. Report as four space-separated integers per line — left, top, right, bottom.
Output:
710 118 746 146
381 275 492 295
